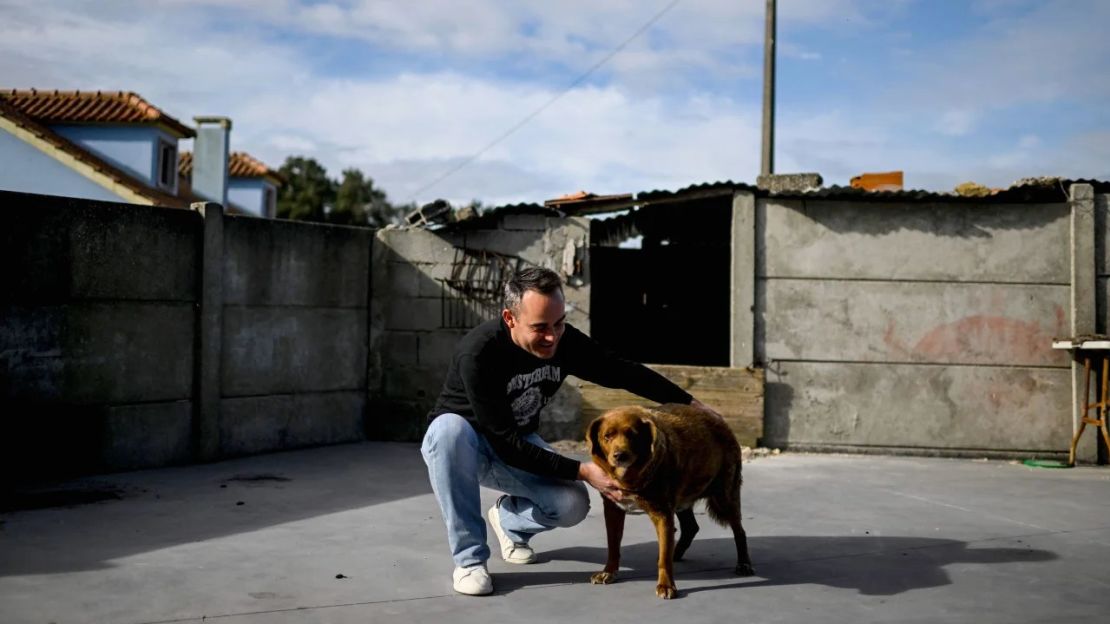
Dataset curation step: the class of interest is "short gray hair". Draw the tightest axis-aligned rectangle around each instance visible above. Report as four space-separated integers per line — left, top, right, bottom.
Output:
504 267 563 314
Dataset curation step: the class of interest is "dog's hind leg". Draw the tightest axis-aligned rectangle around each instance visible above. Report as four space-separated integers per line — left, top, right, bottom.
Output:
674 508 699 561
726 503 754 576
706 463 754 577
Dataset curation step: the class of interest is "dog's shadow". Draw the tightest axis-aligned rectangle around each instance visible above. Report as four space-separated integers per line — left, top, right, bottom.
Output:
492 535 1057 597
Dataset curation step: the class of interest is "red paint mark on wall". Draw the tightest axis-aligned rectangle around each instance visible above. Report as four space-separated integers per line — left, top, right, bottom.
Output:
884 306 1067 365
914 313 1059 363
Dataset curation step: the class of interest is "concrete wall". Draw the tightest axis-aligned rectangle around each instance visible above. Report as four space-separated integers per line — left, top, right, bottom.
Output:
1 191 374 483
1097 193 1110 338
1 191 199 481
0 130 125 202
5 183 1103 477
217 214 372 457
755 195 1079 459
369 214 591 441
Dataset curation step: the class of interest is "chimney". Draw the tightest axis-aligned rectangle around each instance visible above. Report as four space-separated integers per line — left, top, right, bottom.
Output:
192 116 232 206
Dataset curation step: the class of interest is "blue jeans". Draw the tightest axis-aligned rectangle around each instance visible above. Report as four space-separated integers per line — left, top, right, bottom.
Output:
421 413 590 568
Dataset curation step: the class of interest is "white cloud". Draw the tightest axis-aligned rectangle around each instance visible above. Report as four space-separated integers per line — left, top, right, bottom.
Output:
237 72 759 204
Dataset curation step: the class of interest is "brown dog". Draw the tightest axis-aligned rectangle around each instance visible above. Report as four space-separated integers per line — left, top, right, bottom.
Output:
586 403 754 598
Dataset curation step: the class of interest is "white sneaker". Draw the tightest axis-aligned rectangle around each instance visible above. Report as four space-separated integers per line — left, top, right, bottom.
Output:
488 496 537 564
452 564 493 596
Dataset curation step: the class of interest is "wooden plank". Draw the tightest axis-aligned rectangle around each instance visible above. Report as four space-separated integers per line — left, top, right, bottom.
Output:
577 365 764 447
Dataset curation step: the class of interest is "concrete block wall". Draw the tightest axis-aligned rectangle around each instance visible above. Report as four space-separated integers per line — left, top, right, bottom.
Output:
1097 193 1110 341
757 196 1076 458
369 214 591 441
1 191 199 480
1 191 376 483
216 215 372 457
8 184 1102 476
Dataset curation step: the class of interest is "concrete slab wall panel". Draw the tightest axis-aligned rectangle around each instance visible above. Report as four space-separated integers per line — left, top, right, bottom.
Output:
2 194 198 303
1 303 195 404
219 391 366 457
763 280 1069 367
221 307 368 396
764 362 1071 452
759 197 1075 457
764 200 1069 282
223 216 371 307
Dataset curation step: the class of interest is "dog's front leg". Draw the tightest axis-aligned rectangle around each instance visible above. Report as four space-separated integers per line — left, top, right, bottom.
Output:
590 497 626 585
650 511 678 599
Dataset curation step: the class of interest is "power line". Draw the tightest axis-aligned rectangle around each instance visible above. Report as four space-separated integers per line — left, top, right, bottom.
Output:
406 0 684 202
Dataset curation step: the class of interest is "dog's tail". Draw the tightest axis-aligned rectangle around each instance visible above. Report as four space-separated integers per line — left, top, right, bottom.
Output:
705 460 742 526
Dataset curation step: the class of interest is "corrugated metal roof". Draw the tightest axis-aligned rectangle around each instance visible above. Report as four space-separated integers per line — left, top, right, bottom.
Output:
635 178 1109 204
635 180 754 202
423 176 1110 231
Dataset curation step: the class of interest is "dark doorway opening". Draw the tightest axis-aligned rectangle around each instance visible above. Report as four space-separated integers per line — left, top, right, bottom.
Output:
590 196 732 366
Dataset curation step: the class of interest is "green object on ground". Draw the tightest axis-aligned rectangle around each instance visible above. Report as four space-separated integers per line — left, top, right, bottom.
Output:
1022 459 1072 469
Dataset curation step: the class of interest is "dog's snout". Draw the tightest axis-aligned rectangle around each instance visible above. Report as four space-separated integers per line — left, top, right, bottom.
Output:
613 450 629 462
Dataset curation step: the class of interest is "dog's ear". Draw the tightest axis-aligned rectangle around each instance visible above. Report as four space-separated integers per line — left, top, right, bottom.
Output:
586 416 605 461
639 415 666 458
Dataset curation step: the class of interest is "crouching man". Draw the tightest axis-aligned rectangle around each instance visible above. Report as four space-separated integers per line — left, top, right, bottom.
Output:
421 267 717 595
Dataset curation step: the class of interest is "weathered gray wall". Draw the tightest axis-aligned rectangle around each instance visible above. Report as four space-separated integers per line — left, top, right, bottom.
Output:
1097 193 1110 336
369 214 590 441
6 184 1103 478
1 192 199 479
217 215 372 457
1 191 374 482
756 196 1076 458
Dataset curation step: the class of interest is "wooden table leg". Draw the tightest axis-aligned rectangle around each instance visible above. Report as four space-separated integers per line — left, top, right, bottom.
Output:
1068 356 1093 467
1100 356 1110 458
1069 354 1110 466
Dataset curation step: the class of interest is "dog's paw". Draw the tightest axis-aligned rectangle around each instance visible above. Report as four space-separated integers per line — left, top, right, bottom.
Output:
590 571 618 585
656 582 678 599
734 562 755 577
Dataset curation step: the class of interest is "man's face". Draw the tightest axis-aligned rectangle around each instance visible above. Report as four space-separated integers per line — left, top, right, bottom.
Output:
503 289 566 359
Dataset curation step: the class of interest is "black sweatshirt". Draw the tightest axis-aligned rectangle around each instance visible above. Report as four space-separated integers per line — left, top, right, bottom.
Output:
428 318 693 480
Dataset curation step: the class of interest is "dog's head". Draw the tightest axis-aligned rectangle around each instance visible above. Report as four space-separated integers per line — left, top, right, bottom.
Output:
586 406 663 479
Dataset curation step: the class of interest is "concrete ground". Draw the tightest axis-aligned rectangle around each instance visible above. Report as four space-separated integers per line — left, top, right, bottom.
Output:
2 442 1108 624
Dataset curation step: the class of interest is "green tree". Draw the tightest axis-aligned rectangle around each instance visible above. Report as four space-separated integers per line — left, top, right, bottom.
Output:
332 168 392 226
276 156 334 222
277 156 409 227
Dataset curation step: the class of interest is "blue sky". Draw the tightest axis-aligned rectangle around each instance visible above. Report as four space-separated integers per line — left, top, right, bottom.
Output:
2 0 1107 207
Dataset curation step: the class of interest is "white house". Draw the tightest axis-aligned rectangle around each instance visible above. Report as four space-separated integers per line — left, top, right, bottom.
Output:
0 89 281 215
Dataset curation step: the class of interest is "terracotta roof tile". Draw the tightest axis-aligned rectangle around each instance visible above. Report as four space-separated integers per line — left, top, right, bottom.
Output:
179 151 285 184
1 89 194 138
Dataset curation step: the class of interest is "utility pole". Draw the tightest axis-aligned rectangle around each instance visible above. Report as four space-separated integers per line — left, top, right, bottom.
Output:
761 0 776 176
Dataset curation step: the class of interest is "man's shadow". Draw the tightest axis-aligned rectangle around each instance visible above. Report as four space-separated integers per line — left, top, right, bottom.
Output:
491 535 1057 597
